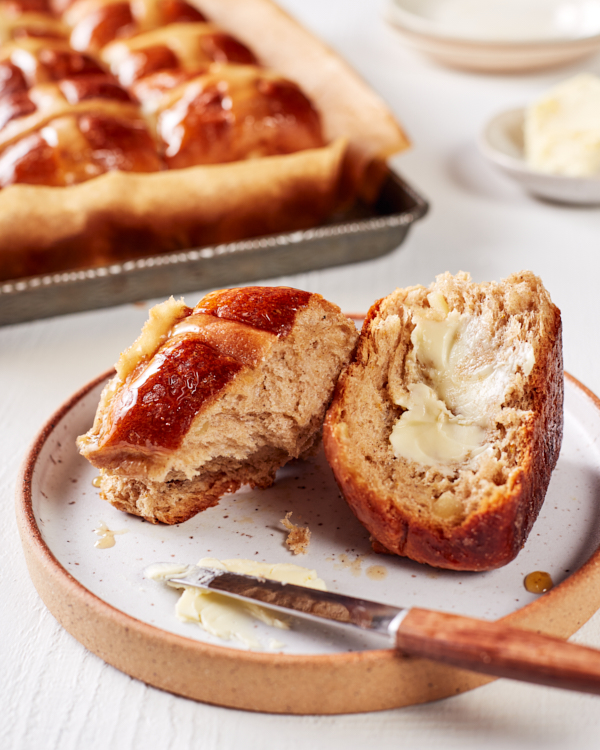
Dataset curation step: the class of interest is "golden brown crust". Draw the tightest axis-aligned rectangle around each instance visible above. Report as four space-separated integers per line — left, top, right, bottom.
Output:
0 7 69 43
194 0 410 182
0 138 345 280
78 286 359 524
0 0 409 282
323 272 563 571
171 312 276 367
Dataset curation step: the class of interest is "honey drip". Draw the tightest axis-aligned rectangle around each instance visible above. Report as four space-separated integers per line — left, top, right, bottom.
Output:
94 521 127 549
524 570 553 594
92 476 102 488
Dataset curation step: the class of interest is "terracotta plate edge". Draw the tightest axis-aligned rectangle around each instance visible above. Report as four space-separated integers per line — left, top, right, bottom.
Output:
14 369 600 714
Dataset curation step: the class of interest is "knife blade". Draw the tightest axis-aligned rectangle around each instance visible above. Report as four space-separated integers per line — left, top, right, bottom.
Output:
165 563 408 637
163 564 600 695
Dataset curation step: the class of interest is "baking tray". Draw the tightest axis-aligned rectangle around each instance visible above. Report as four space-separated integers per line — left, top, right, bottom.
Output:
0 168 427 326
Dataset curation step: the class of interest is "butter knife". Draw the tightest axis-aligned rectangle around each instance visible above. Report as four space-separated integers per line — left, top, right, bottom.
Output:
165 564 600 695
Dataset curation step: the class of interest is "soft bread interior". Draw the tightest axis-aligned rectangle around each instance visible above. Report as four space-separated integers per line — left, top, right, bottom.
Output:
329 271 560 528
152 299 358 482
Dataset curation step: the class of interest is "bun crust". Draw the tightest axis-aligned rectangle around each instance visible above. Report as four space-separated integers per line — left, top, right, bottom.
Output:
0 140 345 280
323 271 563 571
0 0 409 281
78 285 358 524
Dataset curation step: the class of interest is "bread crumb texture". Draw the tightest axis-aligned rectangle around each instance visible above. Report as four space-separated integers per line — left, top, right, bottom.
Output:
281 512 311 554
323 271 563 571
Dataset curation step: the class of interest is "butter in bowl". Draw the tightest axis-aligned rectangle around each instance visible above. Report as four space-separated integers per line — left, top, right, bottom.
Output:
478 73 600 204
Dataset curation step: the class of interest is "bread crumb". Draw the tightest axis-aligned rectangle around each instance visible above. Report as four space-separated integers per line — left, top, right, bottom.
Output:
281 512 311 555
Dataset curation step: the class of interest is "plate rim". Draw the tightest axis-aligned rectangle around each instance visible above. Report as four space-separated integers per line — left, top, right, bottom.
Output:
15 369 600 714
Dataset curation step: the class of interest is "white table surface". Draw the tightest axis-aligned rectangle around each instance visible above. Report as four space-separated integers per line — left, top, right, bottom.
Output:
3 1 600 747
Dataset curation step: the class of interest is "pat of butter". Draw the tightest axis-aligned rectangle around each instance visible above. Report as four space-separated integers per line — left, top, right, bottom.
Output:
390 382 488 465
147 558 326 650
390 304 534 467
524 73 600 177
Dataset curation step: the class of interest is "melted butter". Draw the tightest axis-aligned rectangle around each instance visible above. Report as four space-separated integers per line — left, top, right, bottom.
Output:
390 301 535 467
92 476 102 488
390 381 488 465
115 296 188 381
366 565 388 581
93 521 128 549
333 553 366 578
432 491 465 520
148 557 326 649
524 570 554 594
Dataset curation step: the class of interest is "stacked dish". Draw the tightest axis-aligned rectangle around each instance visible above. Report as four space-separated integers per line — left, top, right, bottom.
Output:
386 0 600 72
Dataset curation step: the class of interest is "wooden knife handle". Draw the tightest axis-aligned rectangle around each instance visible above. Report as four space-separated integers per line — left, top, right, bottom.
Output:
396 607 600 695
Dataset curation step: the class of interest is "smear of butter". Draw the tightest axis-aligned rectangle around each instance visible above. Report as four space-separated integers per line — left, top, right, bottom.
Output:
144 562 190 579
390 302 534 466
146 558 326 649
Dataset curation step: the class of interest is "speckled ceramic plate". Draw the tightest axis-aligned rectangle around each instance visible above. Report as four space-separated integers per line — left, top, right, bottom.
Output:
15 370 600 714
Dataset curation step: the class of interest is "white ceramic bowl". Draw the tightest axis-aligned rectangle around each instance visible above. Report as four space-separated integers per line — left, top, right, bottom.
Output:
386 0 600 72
478 107 600 204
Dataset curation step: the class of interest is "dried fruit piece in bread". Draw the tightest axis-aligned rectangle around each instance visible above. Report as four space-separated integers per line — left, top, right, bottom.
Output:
323 271 563 571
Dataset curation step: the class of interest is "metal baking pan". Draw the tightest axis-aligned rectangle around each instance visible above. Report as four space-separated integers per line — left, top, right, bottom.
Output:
0 168 427 326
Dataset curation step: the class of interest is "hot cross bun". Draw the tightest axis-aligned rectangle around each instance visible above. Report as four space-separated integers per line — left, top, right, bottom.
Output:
78 286 359 524
0 0 409 283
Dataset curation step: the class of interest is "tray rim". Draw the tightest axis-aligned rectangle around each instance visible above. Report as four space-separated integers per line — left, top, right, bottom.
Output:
15 369 600 715
0 169 428 327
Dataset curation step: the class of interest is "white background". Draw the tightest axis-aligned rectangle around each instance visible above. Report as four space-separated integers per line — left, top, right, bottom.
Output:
3 0 600 747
